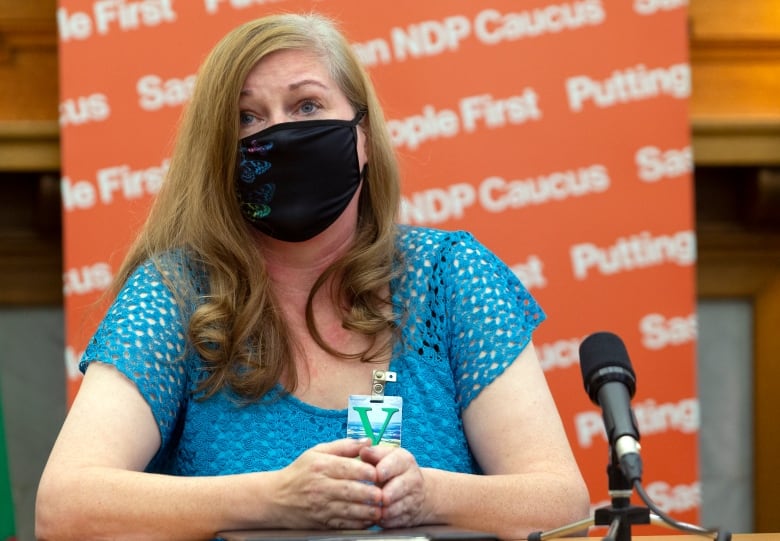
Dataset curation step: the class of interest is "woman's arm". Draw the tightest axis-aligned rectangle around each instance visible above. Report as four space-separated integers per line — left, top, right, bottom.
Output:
35 362 383 541
360 343 590 539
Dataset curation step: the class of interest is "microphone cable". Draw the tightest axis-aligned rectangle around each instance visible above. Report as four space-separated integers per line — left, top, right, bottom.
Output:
633 478 732 541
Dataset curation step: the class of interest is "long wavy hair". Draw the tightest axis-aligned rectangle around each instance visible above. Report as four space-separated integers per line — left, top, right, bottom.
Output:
110 13 403 400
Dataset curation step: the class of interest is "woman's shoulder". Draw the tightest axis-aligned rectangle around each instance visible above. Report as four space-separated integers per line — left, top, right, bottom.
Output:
114 249 208 316
396 225 478 255
126 249 205 288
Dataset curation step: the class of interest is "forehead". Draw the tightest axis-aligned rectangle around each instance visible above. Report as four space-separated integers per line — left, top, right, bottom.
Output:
243 48 333 88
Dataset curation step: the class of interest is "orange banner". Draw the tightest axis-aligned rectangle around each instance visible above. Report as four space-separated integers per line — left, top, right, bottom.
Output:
58 0 697 528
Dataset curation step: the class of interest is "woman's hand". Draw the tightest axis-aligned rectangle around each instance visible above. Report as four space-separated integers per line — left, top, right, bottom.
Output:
359 445 432 528
272 438 383 529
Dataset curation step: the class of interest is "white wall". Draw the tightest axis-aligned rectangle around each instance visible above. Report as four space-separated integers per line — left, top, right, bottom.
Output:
0 309 66 541
697 299 754 533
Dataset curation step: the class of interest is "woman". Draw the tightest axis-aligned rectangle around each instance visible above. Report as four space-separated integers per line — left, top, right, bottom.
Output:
36 13 589 541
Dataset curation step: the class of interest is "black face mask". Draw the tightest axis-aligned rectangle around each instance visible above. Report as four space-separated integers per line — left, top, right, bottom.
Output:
235 111 365 242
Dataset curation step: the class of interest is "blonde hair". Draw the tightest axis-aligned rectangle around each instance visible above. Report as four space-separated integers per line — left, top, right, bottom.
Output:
111 13 402 400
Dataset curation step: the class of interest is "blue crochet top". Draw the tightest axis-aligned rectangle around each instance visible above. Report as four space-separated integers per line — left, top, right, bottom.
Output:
81 226 545 475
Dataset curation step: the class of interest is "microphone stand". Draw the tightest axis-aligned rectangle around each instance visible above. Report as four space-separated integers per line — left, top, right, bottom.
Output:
528 449 730 541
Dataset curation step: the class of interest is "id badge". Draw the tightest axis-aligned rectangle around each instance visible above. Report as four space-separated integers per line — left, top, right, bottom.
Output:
347 395 403 446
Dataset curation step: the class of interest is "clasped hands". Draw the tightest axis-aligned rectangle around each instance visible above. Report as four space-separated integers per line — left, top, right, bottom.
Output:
273 438 430 530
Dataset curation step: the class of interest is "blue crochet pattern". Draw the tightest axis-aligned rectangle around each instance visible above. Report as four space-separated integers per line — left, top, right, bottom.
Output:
81 226 545 475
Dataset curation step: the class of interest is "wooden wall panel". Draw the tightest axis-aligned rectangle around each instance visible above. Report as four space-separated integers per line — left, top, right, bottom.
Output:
689 3 780 527
0 45 59 122
689 0 780 40
0 0 59 170
0 0 57 22
691 60 780 120
754 275 780 532
689 0 780 164
0 9 58 121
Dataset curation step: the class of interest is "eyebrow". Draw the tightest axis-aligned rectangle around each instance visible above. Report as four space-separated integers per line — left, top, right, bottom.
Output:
289 78 328 91
240 78 329 96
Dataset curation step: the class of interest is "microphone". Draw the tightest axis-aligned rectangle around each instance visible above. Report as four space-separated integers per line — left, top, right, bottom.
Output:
527 331 732 541
579 331 643 482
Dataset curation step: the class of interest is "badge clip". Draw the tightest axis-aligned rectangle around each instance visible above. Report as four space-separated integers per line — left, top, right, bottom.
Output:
371 369 396 402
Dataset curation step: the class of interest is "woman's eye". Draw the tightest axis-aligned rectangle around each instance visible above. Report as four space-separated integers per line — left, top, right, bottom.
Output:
299 101 319 115
239 112 257 125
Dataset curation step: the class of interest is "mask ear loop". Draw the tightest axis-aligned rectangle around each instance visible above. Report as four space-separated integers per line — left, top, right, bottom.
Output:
352 110 367 124
353 109 369 180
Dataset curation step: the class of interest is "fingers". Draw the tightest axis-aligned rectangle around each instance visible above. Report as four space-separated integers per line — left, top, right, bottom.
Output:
303 478 383 528
358 444 407 484
313 437 374 458
275 439 386 529
358 446 429 528
312 438 378 483
381 469 427 528
283 441 429 529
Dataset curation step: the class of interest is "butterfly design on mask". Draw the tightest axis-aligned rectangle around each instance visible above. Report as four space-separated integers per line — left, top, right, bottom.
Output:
237 141 275 220
238 141 273 182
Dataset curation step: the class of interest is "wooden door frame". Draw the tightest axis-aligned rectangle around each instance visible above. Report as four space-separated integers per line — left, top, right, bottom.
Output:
697 232 780 533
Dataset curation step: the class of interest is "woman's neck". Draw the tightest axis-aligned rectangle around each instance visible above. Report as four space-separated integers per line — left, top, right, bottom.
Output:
255 228 353 304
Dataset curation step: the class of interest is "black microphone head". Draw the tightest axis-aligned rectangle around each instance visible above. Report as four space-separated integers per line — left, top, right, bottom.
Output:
579 331 636 404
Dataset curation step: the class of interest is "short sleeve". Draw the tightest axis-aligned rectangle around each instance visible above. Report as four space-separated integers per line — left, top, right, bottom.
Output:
80 258 190 453
443 231 545 409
